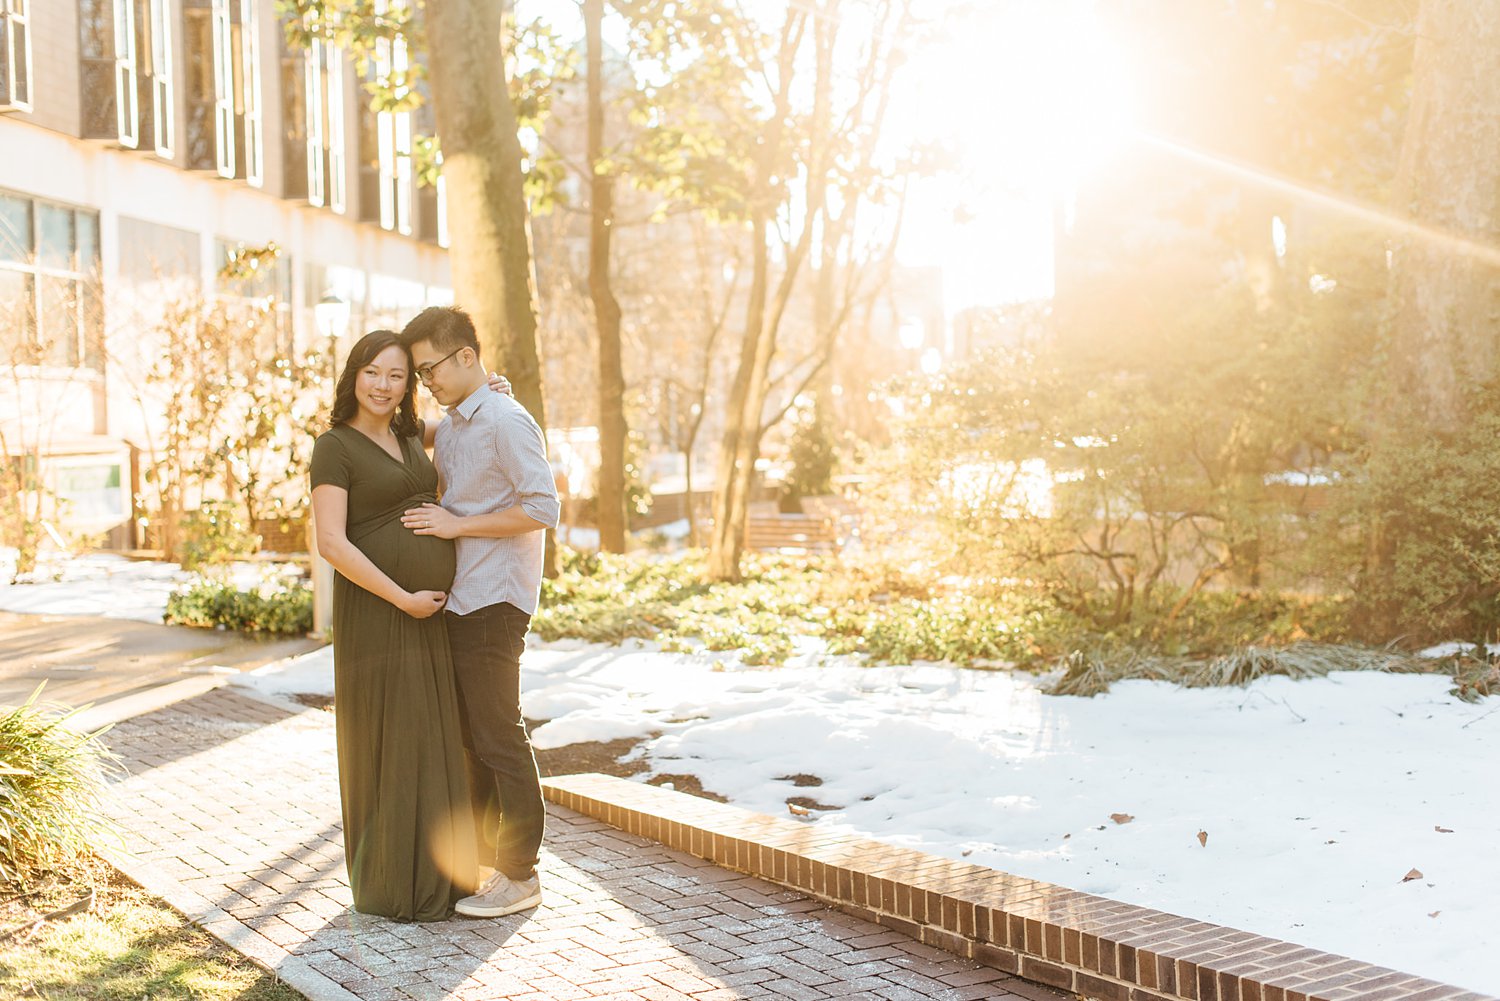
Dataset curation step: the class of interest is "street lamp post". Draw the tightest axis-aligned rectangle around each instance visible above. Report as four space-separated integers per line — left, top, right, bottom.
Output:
309 292 349 638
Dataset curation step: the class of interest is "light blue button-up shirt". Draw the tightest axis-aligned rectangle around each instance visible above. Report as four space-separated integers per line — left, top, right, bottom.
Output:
435 385 560 616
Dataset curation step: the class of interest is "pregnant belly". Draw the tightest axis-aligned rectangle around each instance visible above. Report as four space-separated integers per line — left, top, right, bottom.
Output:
358 521 456 593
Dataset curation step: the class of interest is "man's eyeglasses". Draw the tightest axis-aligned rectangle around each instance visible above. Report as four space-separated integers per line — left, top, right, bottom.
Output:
415 347 465 384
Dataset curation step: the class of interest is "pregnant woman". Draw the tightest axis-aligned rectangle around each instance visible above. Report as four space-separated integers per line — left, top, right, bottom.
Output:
310 329 477 921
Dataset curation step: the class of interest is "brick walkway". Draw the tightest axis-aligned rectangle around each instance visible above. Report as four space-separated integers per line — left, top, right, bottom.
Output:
100 688 1063 1001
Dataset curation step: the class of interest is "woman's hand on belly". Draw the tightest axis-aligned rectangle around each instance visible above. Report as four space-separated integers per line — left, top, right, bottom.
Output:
399 590 448 618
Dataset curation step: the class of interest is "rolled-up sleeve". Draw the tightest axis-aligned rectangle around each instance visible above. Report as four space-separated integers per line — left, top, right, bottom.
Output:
493 407 561 529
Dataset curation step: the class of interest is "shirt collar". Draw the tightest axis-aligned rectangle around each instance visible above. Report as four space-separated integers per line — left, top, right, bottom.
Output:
449 384 491 422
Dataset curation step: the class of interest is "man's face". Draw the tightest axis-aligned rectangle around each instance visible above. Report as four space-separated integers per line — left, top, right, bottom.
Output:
410 340 472 407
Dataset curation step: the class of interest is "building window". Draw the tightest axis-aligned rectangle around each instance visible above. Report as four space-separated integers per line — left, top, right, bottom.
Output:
436 164 448 248
414 99 445 246
0 0 31 112
372 24 412 235
326 45 346 213
240 0 263 186
304 38 346 212
113 0 139 147
0 191 103 373
54 459 129 526
210 0 235 177
117 216 200 287
183 2 215 168
80 0 118 138
279 29 307 199
185 0 259 179
304 38 324 207
80 0 172 155
149 0 174 156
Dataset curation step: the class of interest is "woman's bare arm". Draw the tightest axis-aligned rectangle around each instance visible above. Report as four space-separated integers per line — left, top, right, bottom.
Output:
312 484 445 618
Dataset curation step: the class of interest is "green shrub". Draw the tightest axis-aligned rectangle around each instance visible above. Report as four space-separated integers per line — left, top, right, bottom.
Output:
0 688 119 887
530 602 674 644
165 577 312 634
535 546 1375 678
179 501 260 572
1329 397 1500 644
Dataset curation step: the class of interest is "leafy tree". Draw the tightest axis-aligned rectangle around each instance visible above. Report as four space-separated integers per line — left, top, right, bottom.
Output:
121 247 324 564
279 0 557 425
622 0 917 580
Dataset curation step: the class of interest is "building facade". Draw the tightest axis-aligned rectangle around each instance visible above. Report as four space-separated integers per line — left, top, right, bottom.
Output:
1 0 452 547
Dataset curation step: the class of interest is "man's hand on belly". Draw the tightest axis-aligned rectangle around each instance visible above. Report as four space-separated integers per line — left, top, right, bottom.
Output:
402 502 462 539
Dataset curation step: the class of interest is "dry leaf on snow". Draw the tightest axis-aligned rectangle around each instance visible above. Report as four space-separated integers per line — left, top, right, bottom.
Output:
1434 826 1454 834
1401 868 1423 882
1196 830 1209 847
1110 813 1135 825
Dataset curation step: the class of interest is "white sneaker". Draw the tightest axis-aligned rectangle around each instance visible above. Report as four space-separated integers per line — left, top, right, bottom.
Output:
455 874 542 918
473 869 504 895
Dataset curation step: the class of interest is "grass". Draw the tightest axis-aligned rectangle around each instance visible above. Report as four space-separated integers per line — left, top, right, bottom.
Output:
0 857 302 1000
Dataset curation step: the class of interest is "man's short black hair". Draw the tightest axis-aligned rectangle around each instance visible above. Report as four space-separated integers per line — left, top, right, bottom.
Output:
400 305 481 359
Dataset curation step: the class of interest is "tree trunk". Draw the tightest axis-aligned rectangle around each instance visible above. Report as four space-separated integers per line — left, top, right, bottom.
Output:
1388 0 1500 428
422 0 547 426
586 0 628 553
423 0 555 575
706 209 772 582
705 8 827 582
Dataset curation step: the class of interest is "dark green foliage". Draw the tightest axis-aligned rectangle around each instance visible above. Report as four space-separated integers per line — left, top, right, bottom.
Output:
1336 396 1500 644
783 400 836 504
534 548 1361 677
824 597 1028 666
164 578 312 635
178 501 260 573
0 689 118 887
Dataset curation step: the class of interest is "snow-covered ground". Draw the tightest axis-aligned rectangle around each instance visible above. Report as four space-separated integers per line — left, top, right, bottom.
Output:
241 639 1499 994
0 550 191 622
6 551 1496 992
0 548 303 623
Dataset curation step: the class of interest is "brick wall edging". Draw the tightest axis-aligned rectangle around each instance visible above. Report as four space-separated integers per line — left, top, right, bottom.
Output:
540 773 1493 1001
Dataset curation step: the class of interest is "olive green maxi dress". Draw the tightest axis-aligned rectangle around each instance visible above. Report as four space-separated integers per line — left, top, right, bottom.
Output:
310 425 478 921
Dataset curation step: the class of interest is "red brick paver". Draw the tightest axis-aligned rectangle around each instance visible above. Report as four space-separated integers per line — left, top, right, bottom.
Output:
101 688 1058 1001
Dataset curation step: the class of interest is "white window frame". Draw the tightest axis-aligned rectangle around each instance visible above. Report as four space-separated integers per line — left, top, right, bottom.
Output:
239 0 263 186
112 0 139 147
210 0 235 178
0 0 33 112
391 35 412 236
326 43 346 214
374 34 395 231
148 0 173 157
435 154 448 248
304 37 325 206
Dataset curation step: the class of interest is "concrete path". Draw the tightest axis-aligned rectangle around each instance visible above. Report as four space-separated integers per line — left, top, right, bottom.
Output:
0 610 320 710
100 687 1062 1001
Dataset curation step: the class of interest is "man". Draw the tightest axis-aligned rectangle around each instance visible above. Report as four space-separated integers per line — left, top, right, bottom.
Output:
399 306 560 919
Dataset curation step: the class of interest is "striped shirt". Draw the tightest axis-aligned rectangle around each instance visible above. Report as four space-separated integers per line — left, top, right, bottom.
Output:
434 385 561 616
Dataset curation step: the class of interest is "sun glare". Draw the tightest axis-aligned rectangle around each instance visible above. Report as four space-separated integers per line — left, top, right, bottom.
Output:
912 2 1138 190
891 1 1138 310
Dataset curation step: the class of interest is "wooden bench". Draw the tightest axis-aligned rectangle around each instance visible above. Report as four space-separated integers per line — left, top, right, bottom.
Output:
744 513 840 554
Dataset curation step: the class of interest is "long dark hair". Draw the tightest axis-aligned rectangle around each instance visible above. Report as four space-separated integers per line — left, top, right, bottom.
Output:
328 329 420 437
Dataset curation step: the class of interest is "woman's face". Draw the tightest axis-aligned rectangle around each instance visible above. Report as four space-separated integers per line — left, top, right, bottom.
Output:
354 344 410 423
